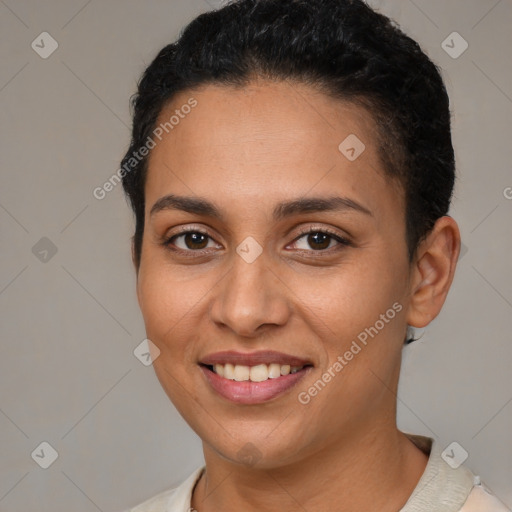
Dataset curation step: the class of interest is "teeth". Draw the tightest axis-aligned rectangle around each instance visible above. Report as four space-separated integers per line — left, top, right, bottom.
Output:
233 364 250 381
249 364 268 382
268 363 281 379
209 363 306 381
223 363 235 380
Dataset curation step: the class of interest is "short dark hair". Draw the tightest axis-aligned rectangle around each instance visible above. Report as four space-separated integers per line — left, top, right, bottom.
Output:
121 0 455 280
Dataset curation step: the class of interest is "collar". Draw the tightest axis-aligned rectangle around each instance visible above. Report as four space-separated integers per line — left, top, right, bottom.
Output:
399 433 475 511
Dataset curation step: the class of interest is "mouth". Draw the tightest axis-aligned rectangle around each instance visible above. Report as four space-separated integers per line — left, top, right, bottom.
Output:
198 350 314 404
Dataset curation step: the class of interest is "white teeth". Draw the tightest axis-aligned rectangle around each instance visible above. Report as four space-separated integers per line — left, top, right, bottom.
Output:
249 364 268 382
209 363 306 381
223 363 235 380
268 363 281 379
233 365 250 381
214 364 224 377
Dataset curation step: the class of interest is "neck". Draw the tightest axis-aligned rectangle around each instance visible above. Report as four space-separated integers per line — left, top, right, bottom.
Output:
191 424 428 512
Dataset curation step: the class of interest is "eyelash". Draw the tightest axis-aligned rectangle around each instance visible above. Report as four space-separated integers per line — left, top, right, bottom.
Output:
161 225 352 256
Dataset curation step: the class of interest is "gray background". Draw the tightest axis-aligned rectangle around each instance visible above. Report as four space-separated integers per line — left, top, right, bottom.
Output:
1 0 511 510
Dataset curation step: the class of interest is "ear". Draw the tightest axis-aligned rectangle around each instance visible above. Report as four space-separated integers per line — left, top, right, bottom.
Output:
406 216 461 329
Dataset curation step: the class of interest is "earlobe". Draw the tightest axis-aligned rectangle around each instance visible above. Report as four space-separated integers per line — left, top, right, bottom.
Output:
406 216 461 329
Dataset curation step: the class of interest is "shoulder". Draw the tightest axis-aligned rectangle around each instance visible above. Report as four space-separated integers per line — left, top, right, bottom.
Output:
127 487 178 512
401 433 510 512
460 482 511 512
122 466 205 512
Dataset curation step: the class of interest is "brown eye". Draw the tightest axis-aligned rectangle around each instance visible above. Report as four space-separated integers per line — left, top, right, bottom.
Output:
181 232 209 250
291 229 350 252
305 232 331 250
163 229 219 252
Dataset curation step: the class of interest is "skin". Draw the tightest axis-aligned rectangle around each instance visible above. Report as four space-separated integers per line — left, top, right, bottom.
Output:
133 78 461 512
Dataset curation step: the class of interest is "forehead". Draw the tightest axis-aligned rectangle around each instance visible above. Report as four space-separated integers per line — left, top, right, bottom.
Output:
153 79 379 158
144 79 402 221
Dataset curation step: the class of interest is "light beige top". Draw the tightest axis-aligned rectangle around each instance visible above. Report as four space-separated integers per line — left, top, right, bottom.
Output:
124 434 510 512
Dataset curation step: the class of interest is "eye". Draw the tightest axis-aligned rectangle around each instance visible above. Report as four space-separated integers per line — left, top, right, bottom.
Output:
161 226 351 255
289 228 351 252
162 228 220 253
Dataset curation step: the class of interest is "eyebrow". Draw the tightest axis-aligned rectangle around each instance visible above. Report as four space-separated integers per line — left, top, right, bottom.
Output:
149 194 372 221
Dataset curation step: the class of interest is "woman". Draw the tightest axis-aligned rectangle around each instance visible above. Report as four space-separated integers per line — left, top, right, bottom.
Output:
120 0 510 510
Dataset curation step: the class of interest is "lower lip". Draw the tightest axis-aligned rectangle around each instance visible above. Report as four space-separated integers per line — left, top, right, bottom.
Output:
199 365 312 404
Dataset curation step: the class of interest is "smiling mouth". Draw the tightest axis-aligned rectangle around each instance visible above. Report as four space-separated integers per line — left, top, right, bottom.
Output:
200 363 313 382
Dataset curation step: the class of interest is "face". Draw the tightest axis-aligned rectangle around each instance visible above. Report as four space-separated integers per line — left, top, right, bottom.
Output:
136 79 415 468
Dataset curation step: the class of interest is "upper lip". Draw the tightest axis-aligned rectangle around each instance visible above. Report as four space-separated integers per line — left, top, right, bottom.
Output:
200 350 313 367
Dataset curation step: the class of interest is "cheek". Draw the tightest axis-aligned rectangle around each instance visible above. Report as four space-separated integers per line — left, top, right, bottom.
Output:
292 258 405 338
137 257 229 368
137 267 206 406
137 264 198 352
291 266 406 427
288 255 408 401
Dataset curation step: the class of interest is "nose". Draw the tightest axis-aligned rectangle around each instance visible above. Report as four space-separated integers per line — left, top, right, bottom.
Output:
210 248 291 338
